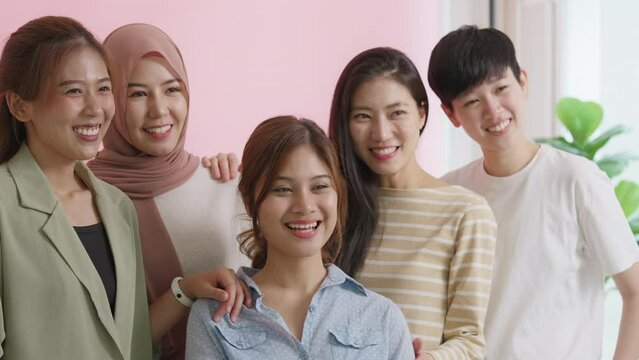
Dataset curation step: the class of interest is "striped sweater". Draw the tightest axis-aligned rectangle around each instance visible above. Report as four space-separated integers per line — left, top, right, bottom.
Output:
357 186 496 360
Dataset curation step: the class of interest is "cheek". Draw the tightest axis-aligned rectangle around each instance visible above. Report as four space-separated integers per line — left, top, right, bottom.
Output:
124 104 146 132
348 124 368 149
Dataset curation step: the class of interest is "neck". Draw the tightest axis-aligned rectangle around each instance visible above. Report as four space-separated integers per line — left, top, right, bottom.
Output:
482 141 540 177
253 252 327 293
27 141 84 195
379 157 443 189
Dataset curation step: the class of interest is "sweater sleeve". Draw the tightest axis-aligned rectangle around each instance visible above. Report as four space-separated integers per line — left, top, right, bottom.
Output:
426 197 496 360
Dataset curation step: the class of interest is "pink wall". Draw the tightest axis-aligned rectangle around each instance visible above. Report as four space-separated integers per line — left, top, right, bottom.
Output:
1 0 443 173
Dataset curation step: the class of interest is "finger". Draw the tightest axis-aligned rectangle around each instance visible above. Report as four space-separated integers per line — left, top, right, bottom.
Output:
211 300 228 322
209 157 221 179
228 153 240 180
412 337 423 355
230 281 244 321
201 157 211 167
217 154 231 182
220 276 237 313
201 286 228 302
239 280 252 308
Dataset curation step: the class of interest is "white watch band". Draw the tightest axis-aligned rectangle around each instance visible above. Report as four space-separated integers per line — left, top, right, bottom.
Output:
171 277 194 308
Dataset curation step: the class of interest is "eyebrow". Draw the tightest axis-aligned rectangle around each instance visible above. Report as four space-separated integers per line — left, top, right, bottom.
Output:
351 101 409 112
127 78 179 88
58 77 111 86
274 174 332 181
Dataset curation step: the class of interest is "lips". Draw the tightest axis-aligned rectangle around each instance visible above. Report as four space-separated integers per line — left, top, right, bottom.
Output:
369 146 399 160
72 124 101 141
144 124 172 134
143 124 173 139
486 119 511 133
285 220 321 238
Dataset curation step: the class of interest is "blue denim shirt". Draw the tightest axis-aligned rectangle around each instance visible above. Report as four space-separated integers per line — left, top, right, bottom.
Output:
185 265 413 360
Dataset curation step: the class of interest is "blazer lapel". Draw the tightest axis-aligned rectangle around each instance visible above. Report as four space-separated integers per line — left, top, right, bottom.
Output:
8 145 125 358
80 164 137 354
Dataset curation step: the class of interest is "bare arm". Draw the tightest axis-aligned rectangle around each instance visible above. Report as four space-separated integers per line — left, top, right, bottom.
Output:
148 267 250 346
612 261 639 360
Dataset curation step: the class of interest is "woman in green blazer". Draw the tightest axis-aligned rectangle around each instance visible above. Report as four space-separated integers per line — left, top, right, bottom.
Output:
0 16 152 359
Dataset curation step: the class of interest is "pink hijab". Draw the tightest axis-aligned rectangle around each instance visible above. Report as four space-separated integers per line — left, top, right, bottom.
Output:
89 23 198 360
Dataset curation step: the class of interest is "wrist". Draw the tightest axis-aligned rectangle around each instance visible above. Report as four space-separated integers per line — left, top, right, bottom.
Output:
170 277 194 308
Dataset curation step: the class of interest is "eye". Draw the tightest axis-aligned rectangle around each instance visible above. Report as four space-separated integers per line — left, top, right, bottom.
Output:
65 88 82 95
98 85 111 93
272 186 292 194
496 85 508 93
391 109 408 117
166 86 182 94
351 113 371 121
312 183 331 192
464 99 479 107
128 90 147 98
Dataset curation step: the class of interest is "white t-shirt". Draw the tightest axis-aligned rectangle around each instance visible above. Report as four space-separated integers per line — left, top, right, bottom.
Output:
442 145 639 359
155 166 250 275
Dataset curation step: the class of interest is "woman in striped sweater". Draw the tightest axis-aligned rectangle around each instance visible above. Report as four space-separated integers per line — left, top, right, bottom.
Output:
328 47 497 360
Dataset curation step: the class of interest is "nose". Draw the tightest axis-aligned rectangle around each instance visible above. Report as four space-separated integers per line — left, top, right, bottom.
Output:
148 94 169 119
291 189 315 214
483 95 502 119
370 116 392 142
82 92 104 117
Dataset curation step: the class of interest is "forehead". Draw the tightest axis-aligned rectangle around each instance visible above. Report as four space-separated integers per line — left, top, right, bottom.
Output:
456 67 515 97
129 56 175 81
51 47 109 82
276 145 330 178
351 77 414 107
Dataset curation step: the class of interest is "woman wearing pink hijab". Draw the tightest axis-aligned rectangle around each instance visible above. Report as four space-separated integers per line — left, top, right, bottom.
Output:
89 24 249 360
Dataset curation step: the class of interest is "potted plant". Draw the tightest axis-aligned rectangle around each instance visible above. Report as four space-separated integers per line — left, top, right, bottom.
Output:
536 97 639 245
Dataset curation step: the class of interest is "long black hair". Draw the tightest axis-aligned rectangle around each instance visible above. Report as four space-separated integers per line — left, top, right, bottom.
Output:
328 47 428 276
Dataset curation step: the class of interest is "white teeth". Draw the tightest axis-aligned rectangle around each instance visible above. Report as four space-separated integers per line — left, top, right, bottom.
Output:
286 222 318 231
487 119 510 132
73 126 100 136
145 125 171 134
371 147 397 155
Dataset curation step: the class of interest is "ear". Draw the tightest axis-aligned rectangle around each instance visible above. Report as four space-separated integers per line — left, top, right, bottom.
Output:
518 68 529 97
418 102 427 129
5 92 32 123
441 103 461 128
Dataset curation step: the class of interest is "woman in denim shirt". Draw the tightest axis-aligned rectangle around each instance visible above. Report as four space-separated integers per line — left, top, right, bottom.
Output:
186 116 413 360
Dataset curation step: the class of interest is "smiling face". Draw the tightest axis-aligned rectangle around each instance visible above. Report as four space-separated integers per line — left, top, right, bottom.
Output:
125 57 187 156
444 67 528 154
348 77 426 186
20 47 114 164
256 145 338 263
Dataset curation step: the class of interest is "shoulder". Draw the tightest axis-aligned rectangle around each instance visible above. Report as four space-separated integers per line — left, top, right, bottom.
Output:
441 157 483 186
538 146 604 179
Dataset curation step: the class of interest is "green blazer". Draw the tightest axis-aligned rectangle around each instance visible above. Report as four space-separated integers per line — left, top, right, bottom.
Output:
0 145 152 360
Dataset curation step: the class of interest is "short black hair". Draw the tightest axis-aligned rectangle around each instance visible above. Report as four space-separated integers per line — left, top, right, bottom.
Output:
428 25 521 109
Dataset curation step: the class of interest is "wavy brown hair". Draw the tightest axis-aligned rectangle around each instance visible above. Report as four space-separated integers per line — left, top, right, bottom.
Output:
238 116 347 269
0 16 111 163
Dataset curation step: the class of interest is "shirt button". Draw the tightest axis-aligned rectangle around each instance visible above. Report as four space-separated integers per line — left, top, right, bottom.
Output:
309 306 315 313
301 353 309 359
236 339 243 347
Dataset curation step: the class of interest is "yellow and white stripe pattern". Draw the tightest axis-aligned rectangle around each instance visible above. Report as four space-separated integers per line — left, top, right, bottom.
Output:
358 186 496 360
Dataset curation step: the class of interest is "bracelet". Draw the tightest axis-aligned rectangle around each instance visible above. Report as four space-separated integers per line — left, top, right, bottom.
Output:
171 277 194 308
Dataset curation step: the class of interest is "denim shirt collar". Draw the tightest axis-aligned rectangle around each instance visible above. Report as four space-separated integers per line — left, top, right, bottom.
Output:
237 264 367 307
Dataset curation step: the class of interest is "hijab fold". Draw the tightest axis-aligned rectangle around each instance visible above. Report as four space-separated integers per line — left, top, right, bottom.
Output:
89 23 198 360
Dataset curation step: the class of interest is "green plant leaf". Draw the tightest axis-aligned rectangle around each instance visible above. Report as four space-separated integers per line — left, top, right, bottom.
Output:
615 181 639 218
583 125 631 159
535 136 590 158
556 97 603 145
596 153 639 178
629 217 639 235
